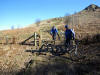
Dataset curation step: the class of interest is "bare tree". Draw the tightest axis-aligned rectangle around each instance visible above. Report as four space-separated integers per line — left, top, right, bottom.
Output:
35 19 41 26
11 25 14 30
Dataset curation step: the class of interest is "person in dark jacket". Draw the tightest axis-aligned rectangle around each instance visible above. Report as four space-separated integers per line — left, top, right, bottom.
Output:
64 25 75 47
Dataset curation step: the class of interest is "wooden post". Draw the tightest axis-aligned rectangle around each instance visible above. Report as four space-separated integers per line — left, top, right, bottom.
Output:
5 36 8 45
0 37 1 44
34 32 37 49
12 36 16 44
39 30 42 49
34 32 36 46
2 37 4 44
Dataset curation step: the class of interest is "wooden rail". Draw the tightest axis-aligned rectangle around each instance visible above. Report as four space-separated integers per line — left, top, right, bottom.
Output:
0 36 17 44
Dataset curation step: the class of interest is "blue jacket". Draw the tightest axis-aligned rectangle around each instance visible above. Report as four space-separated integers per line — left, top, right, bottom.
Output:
65 29 72 39
50 28 58 35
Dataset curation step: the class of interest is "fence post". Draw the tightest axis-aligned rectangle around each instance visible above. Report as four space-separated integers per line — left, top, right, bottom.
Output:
12 36 16 44
5 36 9 45
2 37 4 44
39 30 42 49
34 32 37 48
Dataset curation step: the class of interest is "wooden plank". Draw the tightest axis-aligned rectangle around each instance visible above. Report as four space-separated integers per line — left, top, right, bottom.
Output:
21 34 35 44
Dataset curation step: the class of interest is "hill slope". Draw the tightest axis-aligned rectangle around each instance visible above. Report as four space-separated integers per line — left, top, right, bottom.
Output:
30 4 100 40
0 4 100 42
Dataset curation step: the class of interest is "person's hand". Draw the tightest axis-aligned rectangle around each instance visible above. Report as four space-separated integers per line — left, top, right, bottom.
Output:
50 32 52 35
58 36 60 40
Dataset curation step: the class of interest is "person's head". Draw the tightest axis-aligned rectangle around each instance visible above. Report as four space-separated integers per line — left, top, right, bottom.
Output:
65 25 69 29
52 26 56 29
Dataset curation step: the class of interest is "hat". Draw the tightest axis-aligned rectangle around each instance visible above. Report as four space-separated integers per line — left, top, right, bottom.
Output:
65 25 68 28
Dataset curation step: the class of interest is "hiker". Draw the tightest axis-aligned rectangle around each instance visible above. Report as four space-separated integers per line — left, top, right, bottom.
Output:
50 26 60 40
64 25 75 47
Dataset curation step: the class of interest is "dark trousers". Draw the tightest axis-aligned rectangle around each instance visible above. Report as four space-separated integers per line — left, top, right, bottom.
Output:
52 34 56 40
65 38 71 48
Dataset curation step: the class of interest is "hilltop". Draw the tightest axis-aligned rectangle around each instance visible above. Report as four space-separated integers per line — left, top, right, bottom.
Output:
84 4 100 11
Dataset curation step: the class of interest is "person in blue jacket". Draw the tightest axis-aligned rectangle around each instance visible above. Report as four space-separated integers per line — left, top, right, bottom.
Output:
64 25 75 47
50 26 59 40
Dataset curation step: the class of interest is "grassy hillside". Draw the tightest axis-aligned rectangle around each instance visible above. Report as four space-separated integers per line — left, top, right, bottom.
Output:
29 4 100 40
0 4 100 43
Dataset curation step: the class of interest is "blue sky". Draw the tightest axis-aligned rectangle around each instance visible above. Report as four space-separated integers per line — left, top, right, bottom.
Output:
0 0 99 30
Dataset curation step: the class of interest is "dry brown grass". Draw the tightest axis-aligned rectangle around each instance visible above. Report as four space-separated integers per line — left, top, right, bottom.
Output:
0 44 34 75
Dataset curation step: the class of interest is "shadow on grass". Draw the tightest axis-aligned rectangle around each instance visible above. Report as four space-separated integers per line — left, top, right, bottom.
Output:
16 57 100 75
25 45 69 57
80 34 100 45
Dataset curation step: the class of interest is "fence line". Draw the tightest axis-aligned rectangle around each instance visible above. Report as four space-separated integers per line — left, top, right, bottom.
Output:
0 36 17 44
